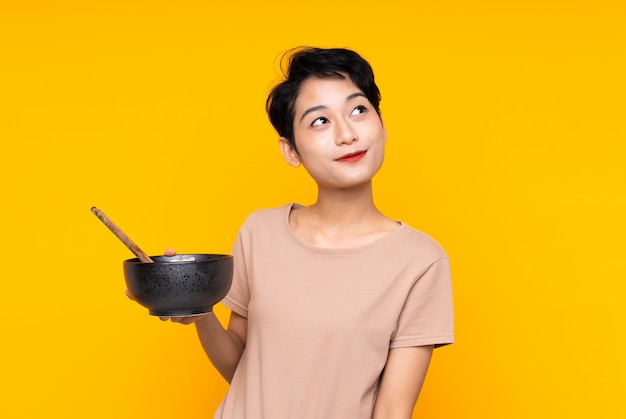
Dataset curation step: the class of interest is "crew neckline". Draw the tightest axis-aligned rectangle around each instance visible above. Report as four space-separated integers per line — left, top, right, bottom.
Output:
282 203 407 255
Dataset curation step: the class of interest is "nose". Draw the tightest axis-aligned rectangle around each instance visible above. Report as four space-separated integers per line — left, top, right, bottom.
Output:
335 119 357 146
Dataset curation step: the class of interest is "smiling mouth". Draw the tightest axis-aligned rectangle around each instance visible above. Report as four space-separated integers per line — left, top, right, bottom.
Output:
336 150 367 162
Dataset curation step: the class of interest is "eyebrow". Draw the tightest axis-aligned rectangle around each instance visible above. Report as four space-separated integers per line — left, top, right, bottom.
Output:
299 92 367 123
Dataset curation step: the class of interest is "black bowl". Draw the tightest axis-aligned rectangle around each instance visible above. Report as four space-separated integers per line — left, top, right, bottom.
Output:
123 254 233 316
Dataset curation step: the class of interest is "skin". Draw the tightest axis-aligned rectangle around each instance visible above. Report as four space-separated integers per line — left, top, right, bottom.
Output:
278 75 397 249
142 75 434 417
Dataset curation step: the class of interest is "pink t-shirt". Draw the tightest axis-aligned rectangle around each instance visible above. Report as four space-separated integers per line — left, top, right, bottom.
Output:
216 204 454 419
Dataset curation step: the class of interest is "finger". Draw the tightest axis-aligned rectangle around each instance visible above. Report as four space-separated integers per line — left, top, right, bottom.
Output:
125 290 134 300
159 316 170 321
164 248 177 256
170 316 194 325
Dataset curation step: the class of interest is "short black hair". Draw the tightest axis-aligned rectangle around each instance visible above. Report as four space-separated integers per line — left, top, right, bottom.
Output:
266 47 381 153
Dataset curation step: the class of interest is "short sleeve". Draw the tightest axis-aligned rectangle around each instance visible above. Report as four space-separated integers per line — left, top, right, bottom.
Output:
390 257 454 348
220 230 250 318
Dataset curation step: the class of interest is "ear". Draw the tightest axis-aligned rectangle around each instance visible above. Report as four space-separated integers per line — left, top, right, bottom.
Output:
278 137 301 167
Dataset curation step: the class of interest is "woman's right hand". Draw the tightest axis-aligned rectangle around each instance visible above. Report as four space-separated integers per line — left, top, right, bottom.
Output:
160 312 213 325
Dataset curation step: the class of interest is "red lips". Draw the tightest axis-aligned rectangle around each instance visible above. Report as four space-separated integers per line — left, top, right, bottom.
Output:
336 150 367 162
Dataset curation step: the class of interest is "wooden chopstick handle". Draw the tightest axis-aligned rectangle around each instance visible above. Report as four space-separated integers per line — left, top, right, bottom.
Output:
91 207 154 263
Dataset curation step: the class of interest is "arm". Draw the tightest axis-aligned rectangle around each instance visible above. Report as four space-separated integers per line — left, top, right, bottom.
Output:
152 249 248 383
372 345 434 419
193 310 247 383
159 310 247 383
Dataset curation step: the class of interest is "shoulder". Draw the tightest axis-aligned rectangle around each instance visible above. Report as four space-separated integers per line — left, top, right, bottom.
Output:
243 204 291 225
235 204 297 254
238 204 293 235
394 223 449 261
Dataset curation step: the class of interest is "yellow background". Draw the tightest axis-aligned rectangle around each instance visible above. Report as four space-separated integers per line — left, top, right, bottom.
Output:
1 0 624 417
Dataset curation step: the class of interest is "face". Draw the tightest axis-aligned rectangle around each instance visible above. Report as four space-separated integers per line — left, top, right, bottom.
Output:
279 76 387 190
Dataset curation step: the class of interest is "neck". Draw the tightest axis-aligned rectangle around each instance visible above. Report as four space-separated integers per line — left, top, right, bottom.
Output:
289 182 398 248
289 180 398 249
310 181 379 225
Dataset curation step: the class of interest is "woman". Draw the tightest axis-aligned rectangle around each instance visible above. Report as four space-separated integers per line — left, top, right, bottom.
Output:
158 47 453 419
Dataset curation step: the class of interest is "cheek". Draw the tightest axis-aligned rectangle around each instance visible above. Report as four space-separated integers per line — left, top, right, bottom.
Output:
297 136 329 159
369 138 386 168
294 147 320 170
373 147 385 168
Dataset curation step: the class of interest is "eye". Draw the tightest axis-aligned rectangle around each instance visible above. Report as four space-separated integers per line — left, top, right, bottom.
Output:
351 105 367 116
311 117 329 127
